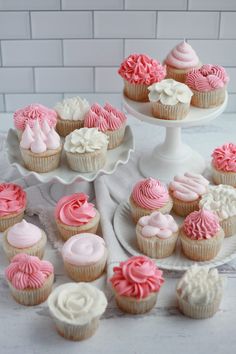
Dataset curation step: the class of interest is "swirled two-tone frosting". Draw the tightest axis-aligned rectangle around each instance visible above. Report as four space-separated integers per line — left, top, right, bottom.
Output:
212 143 236 172
0 183 26 217
55 96 90 121
104 102 127 123
186 64 229 92
110 256 164 299
7 220 42 248
118 54 166 85
64 128 108 154
138 212 178 238
48 282 107 325
165 41 199 69
5 253 53 290
169 172 209 201
183 209 220 240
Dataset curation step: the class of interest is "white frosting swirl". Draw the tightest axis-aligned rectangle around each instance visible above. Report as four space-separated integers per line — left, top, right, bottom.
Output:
64 128 108 154
55 96 90 121
138 212 178 239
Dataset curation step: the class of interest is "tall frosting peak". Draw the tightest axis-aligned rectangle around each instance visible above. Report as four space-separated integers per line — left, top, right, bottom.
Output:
183 209 220 240
165 41 199 69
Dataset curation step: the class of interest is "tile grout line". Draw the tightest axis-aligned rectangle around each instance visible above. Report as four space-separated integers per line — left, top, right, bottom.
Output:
156 11 158 38
0 41 6 111
29 11 32 39
218 11 222 39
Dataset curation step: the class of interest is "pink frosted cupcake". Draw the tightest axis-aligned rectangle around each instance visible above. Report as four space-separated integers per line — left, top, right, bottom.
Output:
0 183 26 232
5 253 54 306
110 256 164 314
119 54 166 102
211 143 236 187
186 64 229 108
130 177 173 223
55 193 100 241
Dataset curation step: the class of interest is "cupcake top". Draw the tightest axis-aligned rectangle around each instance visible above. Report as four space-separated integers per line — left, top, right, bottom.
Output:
165 41 199 70
55 193 96 227
169 172 209 202
48 282 107 325
110 256 164 299
177 264 225 306
148 79 193 106
14 103 57 132
64 128 109 154
183 209 220 240
131 177 170 210
138 212 178 239
0 183 26 217
199 185 236 220
212 143 236 173
5 253 53 290
118 53 166 85
186 64 229 92
54 96 90 121
62 233 107 266
6 220 43 248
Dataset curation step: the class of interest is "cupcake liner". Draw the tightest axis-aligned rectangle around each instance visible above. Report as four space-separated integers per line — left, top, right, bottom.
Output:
191 87 226 108
66 147 107 173
20 147 62 173
220 215 236 237
152 102 190 120
124 80 149 102
212 164 236 187
166 63 201 83
106 124 126 150
170 192 200 217
56 118 84 137
115 291 157 314
0 210 25 232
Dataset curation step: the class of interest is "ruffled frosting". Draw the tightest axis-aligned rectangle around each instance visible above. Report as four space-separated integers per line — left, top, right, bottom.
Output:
186 64 229 92
110 256 164 299
165 41 199 69
183 209 220 240
212 143 236 172
0 183 26 217
118 54 166 85
148 79 193 106
7 220 42 248
55 96 90 121
5 253 53 290
138 212 178 239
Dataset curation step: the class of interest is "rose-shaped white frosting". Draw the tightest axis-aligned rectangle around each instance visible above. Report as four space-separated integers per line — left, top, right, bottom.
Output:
48 282 107 325
148 79 193 106
55 96 90 121
64 127 109 154
138 212 178 239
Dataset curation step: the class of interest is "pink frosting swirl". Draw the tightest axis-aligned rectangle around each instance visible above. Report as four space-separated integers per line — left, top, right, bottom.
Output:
5 253 53 290
132 178 170 209
165 41 199 69
110 256 164 299
55 193 96 226
118 54 166 85
183 209 220 240
0 183 26 217
212 143 236 172
104 102 127 123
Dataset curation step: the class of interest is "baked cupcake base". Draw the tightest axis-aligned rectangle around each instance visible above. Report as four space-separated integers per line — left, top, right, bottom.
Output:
56 118 83 137
20 146 62 173
106 124 126 150
212 164 236 187
191 87 226 108
0 209 25 232
166 64 201 84
66 147 107 173
114 291 157 314
124 80 149 102
152 102 190 120
170 191 200 217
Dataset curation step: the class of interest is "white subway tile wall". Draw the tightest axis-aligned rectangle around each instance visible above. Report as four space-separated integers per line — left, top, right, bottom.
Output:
0 1 235 112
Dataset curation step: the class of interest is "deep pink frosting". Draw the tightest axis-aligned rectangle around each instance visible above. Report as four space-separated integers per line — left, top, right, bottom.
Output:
5 253 53 290
55 193 96 227
0 183 26 217
132 178 170 209
212 143 236 172
118 54 166 85
183 209 220 240
186 64 229 92
110 256 164 299
165 41 199 69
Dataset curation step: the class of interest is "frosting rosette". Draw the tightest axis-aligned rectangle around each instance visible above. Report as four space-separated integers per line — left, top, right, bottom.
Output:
165 41 199 70
183 209 220 240
138 212 178 239
212 143 236 172
64 128 108 154
55 96 90 121
0 183 26 217
7 220 42 248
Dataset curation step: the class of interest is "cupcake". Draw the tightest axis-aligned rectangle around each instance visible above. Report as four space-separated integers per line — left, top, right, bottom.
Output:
119 54 166 102
62 233 107 282
48 282 107 341
84 103 127 149
5 253 54 306
148 79 193 120
2 220 47 261
180 209 224 261
186 64 229 108
199 185 236 237
64 127 109 172
211 143 236 187
164 41 201 83
136 212 179 258
176 264 225 319
109 256 164 314
130 177 173 223
169 172 209 217
20 120 62 173
0 183 26 232
55 96 90 137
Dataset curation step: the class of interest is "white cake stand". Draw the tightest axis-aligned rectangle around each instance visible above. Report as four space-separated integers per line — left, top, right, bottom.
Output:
123 93 228 182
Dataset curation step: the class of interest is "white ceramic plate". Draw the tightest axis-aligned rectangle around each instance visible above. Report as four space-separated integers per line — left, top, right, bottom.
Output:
114 201 236 271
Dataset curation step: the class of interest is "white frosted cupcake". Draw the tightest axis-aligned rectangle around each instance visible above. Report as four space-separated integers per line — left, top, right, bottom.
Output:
48 282 107 341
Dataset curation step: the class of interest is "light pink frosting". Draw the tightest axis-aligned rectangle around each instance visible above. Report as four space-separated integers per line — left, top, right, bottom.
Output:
7 220 42 248
110 256 164 299
104 102 127 123
132 178 170 209
138 212 178 239
5 253 53 290
55 193 96 226
183 209 220 240
0 183 26 217
169 172 209 202
212 143 236 172
119 54 166 85
186 64 229 92
165 41 199 69
62 233 106 266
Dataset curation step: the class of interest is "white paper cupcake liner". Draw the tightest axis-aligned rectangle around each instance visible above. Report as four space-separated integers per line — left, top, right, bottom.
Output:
212 164 236 187
152 102 190 120
170 192 200 217
191 87 226 108
124 80 149 102
220 215 236 237
56 118 84 137
0 210 25 232
106 124 126 149
20 147 61 173
66 147 107 172
115 291 157 314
